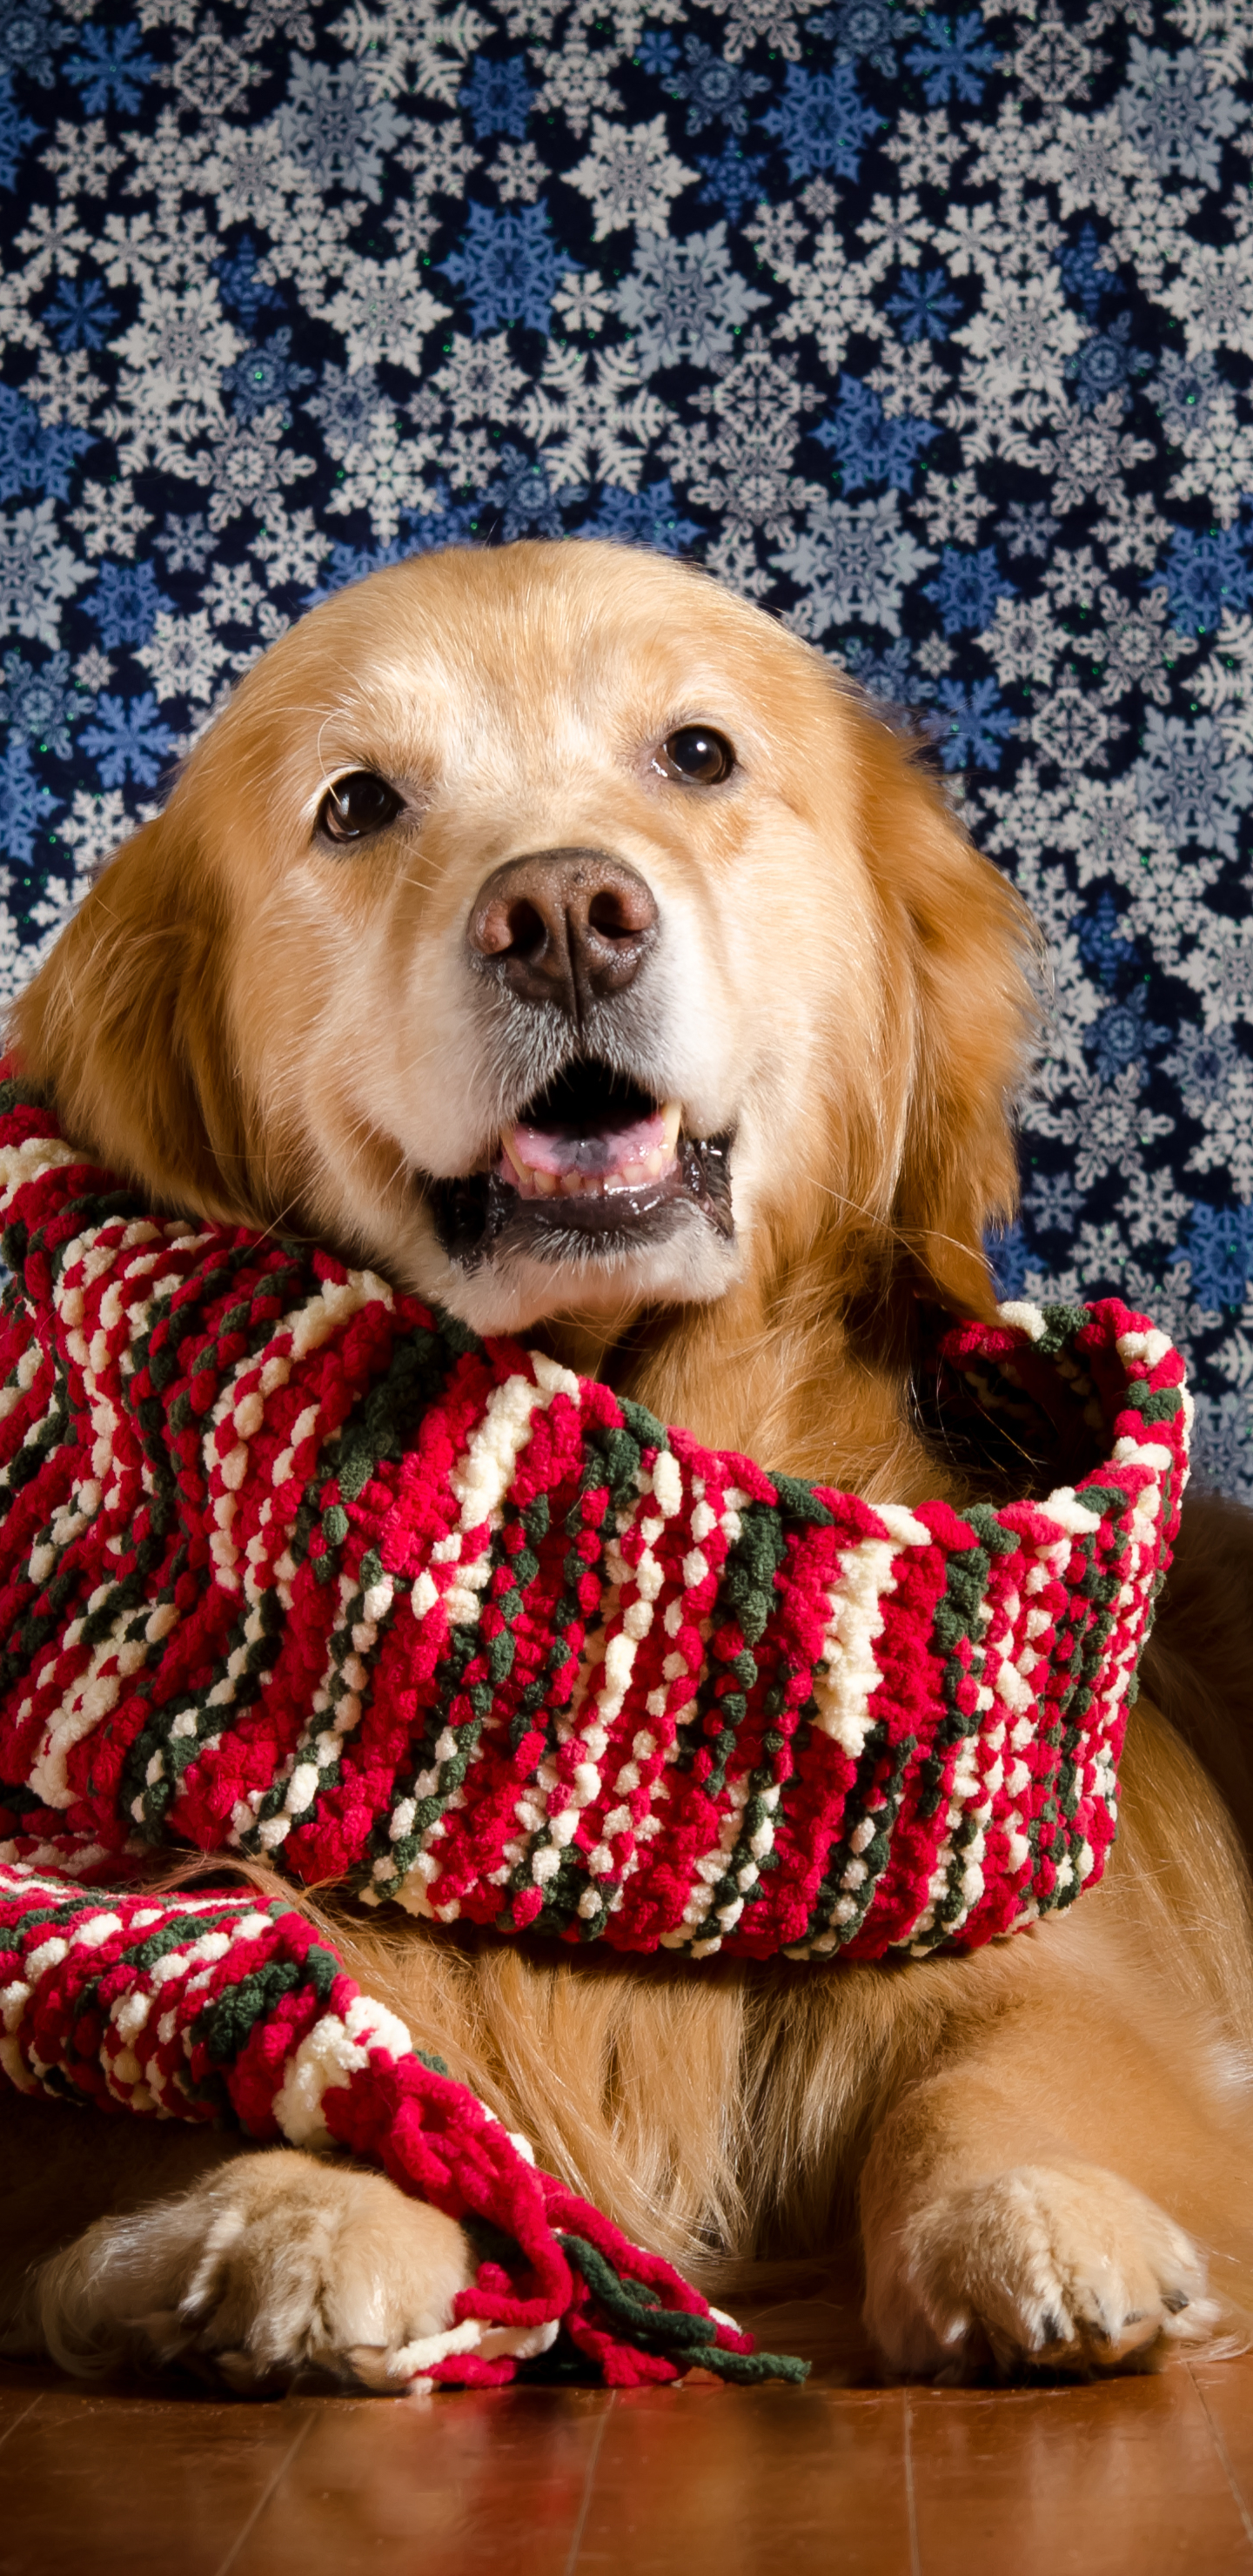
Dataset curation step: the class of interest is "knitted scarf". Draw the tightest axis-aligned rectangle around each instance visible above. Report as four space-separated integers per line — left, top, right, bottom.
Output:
0 1074 1189 2390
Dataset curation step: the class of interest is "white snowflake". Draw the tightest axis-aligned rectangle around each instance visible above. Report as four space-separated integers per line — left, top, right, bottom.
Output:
319 250 447 373
517 341 667 493
136 610 232 702
0 503 90 648
566 115 695 242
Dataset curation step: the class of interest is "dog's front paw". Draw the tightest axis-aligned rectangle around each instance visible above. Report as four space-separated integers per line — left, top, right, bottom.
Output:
865 2161 1217 2380
34 2149 477 2392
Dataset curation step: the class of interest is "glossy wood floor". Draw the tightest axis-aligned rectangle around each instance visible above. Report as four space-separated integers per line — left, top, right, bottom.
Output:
3 2277 1253 2576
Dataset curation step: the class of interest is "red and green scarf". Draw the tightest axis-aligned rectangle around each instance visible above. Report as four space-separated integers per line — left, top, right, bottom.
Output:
0 1076 1188 2387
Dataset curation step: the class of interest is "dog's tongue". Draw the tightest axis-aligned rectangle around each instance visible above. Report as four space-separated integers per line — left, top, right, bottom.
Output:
499 1098 681 1197
513 1109 665 1179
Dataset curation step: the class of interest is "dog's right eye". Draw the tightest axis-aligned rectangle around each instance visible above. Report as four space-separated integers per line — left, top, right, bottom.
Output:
658 728 736 786
317 771 404 844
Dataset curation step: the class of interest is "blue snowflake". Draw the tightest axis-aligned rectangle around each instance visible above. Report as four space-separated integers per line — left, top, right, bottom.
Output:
406 488 484 549
0 649 90 758
884 263 960 342
760 64 879 185
0 740 58 869
904 12 999 105
1173 1204 1253 1311
307 535 419 600
64 24 157 115
0 386 90 504
636 31 679 76
1066 311 1152 414
84 562 167 652
439 204 566 337
1190 1391 1253 1500
155 513 212 575
581 480 702 553
1023 1170 1083 1238
80 692 174 789
926 677 1016 770
479 446 571 542
276 58 404 198
1056 222 1122 320
666 38 768 138
459 57 533 139
0 72 37 186
0 0 65 86
923 544 1015 634
223 328 314 425
1076 890 1137 987
1163 1023 1242 1109
43 278 119 352
985 1217 1030 1299
214 236 284 333
814 376 935 493
998 500 1061 560
305 363 385 453
1153 349 1223 447
1084 986 1170 1084
695 139 768 224
842 633 921 711
811 0 916 77
1157 526 1253 636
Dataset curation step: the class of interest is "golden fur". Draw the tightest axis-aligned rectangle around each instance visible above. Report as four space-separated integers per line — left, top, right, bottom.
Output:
3 537 1253 2391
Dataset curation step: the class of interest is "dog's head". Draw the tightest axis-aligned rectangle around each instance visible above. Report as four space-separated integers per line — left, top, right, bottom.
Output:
12 540 1035 1342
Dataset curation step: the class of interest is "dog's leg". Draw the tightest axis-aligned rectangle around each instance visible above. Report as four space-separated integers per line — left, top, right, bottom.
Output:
0 2090 474 2390
857 1680 1253 2380
859 2000 1222 2379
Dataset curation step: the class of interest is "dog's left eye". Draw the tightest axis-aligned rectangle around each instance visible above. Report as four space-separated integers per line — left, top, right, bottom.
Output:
317 771 404 843
659 727 736 786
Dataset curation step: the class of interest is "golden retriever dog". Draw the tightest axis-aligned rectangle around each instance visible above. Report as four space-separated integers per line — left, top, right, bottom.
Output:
3 536 1253 2393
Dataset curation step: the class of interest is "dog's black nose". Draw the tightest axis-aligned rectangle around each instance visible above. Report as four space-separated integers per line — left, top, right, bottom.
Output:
468 848 659 1019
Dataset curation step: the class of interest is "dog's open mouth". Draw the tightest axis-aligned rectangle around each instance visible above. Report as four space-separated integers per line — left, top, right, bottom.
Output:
426 1059 734 1272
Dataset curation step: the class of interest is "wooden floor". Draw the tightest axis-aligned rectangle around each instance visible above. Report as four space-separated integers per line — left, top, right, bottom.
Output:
3 2284 1253 2576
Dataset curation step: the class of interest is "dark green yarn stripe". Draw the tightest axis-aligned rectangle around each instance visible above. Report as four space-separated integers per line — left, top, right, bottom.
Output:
512 1411 671 1940
353 1507 526 1900
899 1505 1011 1948
805 1723 921 1949
363 1404 648 1925
149 1250 312 1412
498 1482 629 1935
679 1494 825 1945
334 1310 479 1506
121 1584 288 1841
18 1897 309 2119
243 1559 403 1842
555 2235 808 2385
192 1939 340 2068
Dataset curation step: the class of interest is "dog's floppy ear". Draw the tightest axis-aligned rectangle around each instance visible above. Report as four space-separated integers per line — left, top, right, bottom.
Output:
854 707 1040 1324
8 808 253 1222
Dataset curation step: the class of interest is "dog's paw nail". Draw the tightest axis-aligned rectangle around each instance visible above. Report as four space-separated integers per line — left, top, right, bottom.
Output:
1163 2290 1190 2313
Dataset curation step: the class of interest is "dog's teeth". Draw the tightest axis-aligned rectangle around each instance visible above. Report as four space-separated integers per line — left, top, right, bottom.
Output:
501 1132 529 1183
660 1102 681 1156
560 1171 583 1196
533 1170 558 1197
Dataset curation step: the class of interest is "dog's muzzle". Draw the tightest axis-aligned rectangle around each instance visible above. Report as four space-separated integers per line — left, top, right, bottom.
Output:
424 850 735 1276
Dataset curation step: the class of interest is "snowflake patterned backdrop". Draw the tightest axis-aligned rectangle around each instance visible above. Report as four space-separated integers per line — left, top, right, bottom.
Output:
0 0 1250 1485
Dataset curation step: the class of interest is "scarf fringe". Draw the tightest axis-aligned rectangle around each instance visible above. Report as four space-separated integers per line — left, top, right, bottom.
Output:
0 1859 807 2388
